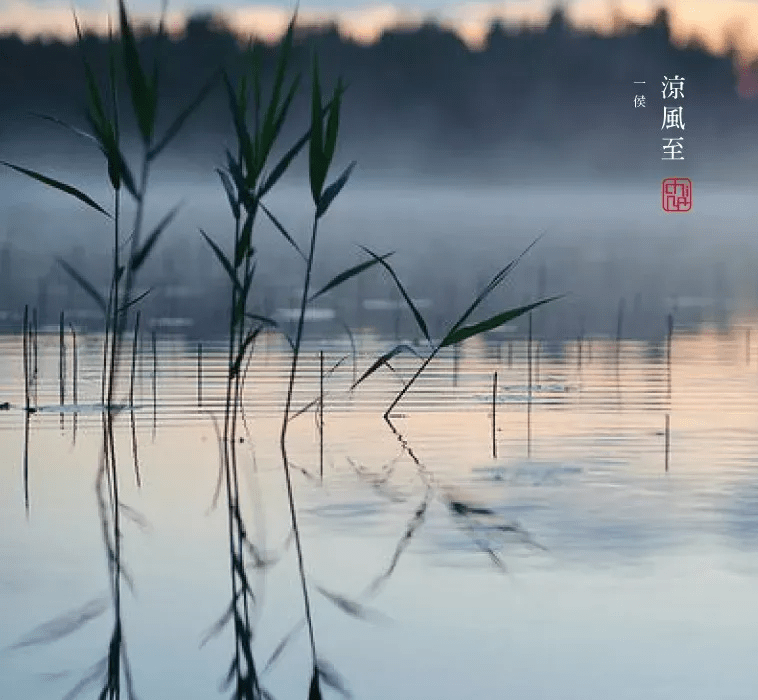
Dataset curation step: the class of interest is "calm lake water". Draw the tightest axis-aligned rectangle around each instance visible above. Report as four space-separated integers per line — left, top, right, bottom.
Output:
2 326 758 699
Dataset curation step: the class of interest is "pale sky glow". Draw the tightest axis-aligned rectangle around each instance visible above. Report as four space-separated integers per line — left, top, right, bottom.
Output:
2 0 758 61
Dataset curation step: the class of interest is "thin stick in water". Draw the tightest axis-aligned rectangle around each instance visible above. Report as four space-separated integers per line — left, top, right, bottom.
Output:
22 305 30 411
59 310 65 405
508 341 513 368
491 371 497 459
319 350 324 481
152 330 157 440
665 413 670 472
70 324 78 406
129 312 140 408
32 307 38 404
527 313 532 458
667 313 673 397
197 343 203 408
22 305 30 513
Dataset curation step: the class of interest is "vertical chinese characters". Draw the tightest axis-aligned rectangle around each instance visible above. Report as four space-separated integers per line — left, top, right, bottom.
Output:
661 75 685 160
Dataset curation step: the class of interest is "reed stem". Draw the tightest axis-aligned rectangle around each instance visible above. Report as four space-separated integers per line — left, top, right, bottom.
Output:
152 330 157 439
665 413 670 472
491 371 497 459
197 343 203 408
527 313 532 458
319 350 324 481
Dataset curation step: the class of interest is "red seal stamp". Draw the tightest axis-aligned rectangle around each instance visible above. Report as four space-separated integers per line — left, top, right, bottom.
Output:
662 177 692 212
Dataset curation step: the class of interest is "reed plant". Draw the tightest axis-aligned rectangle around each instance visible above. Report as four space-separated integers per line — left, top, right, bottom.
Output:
3 2 214 696
353 236 560 420
198 13 401 695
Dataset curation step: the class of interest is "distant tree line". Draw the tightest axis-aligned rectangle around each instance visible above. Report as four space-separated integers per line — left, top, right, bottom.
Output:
0 6 748 178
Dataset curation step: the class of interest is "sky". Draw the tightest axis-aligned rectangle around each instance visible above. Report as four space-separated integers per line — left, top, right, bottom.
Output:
2 0 758 61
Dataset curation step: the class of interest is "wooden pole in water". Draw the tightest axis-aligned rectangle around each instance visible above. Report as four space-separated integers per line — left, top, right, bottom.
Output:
22 307 31 514
491 371 497 459
197 343 203 408
665 413 670 472
577 334 582 369
319 351 325 480
59 310 65 406
70 324 78 406
152 330 157 439
527 313 532 458
453 343 459 387
32 307 38 403
70 323 78 446
667 313 674 398
507 341 513 368
129 312 140 409
22 305 30 412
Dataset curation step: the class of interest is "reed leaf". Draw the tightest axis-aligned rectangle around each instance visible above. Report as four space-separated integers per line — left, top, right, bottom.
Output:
309 54 325 204
57 258 107 312
258 128 309 198
316 161 356 219
223 72 254 180
219 656 236 692
119 0 155 144
130 203 181 271
263 619 305 673
118 288 151 314
1 162 110 217
199 598 238 648
352 343 419 389
261 12 297 162
216 168 239 219
225 149 246 197
62 656 108 700
148 70 219 161
440 296 561 348
9 597 109 649
259 202 305 260
234 207 257 268
259 90 346 199
448 234 545 336
314 586 387 622
359 245 430 344
366 489 430 595
323 79 342 166
261 73 300 169
309 249 392 302
73 12 108 136
198 228 242 294
29 113 98 146
317 658 351 699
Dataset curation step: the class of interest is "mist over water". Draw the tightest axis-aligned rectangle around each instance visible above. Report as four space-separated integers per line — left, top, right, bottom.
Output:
1 169 756 339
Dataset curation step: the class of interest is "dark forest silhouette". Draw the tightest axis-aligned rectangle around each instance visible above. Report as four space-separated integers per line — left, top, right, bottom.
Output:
0 7 749 177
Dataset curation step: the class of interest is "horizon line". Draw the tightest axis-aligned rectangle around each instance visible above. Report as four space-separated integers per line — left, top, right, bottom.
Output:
1 1 757 62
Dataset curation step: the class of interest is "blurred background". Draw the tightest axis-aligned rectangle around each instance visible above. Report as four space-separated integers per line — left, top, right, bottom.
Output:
1 1 756 340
